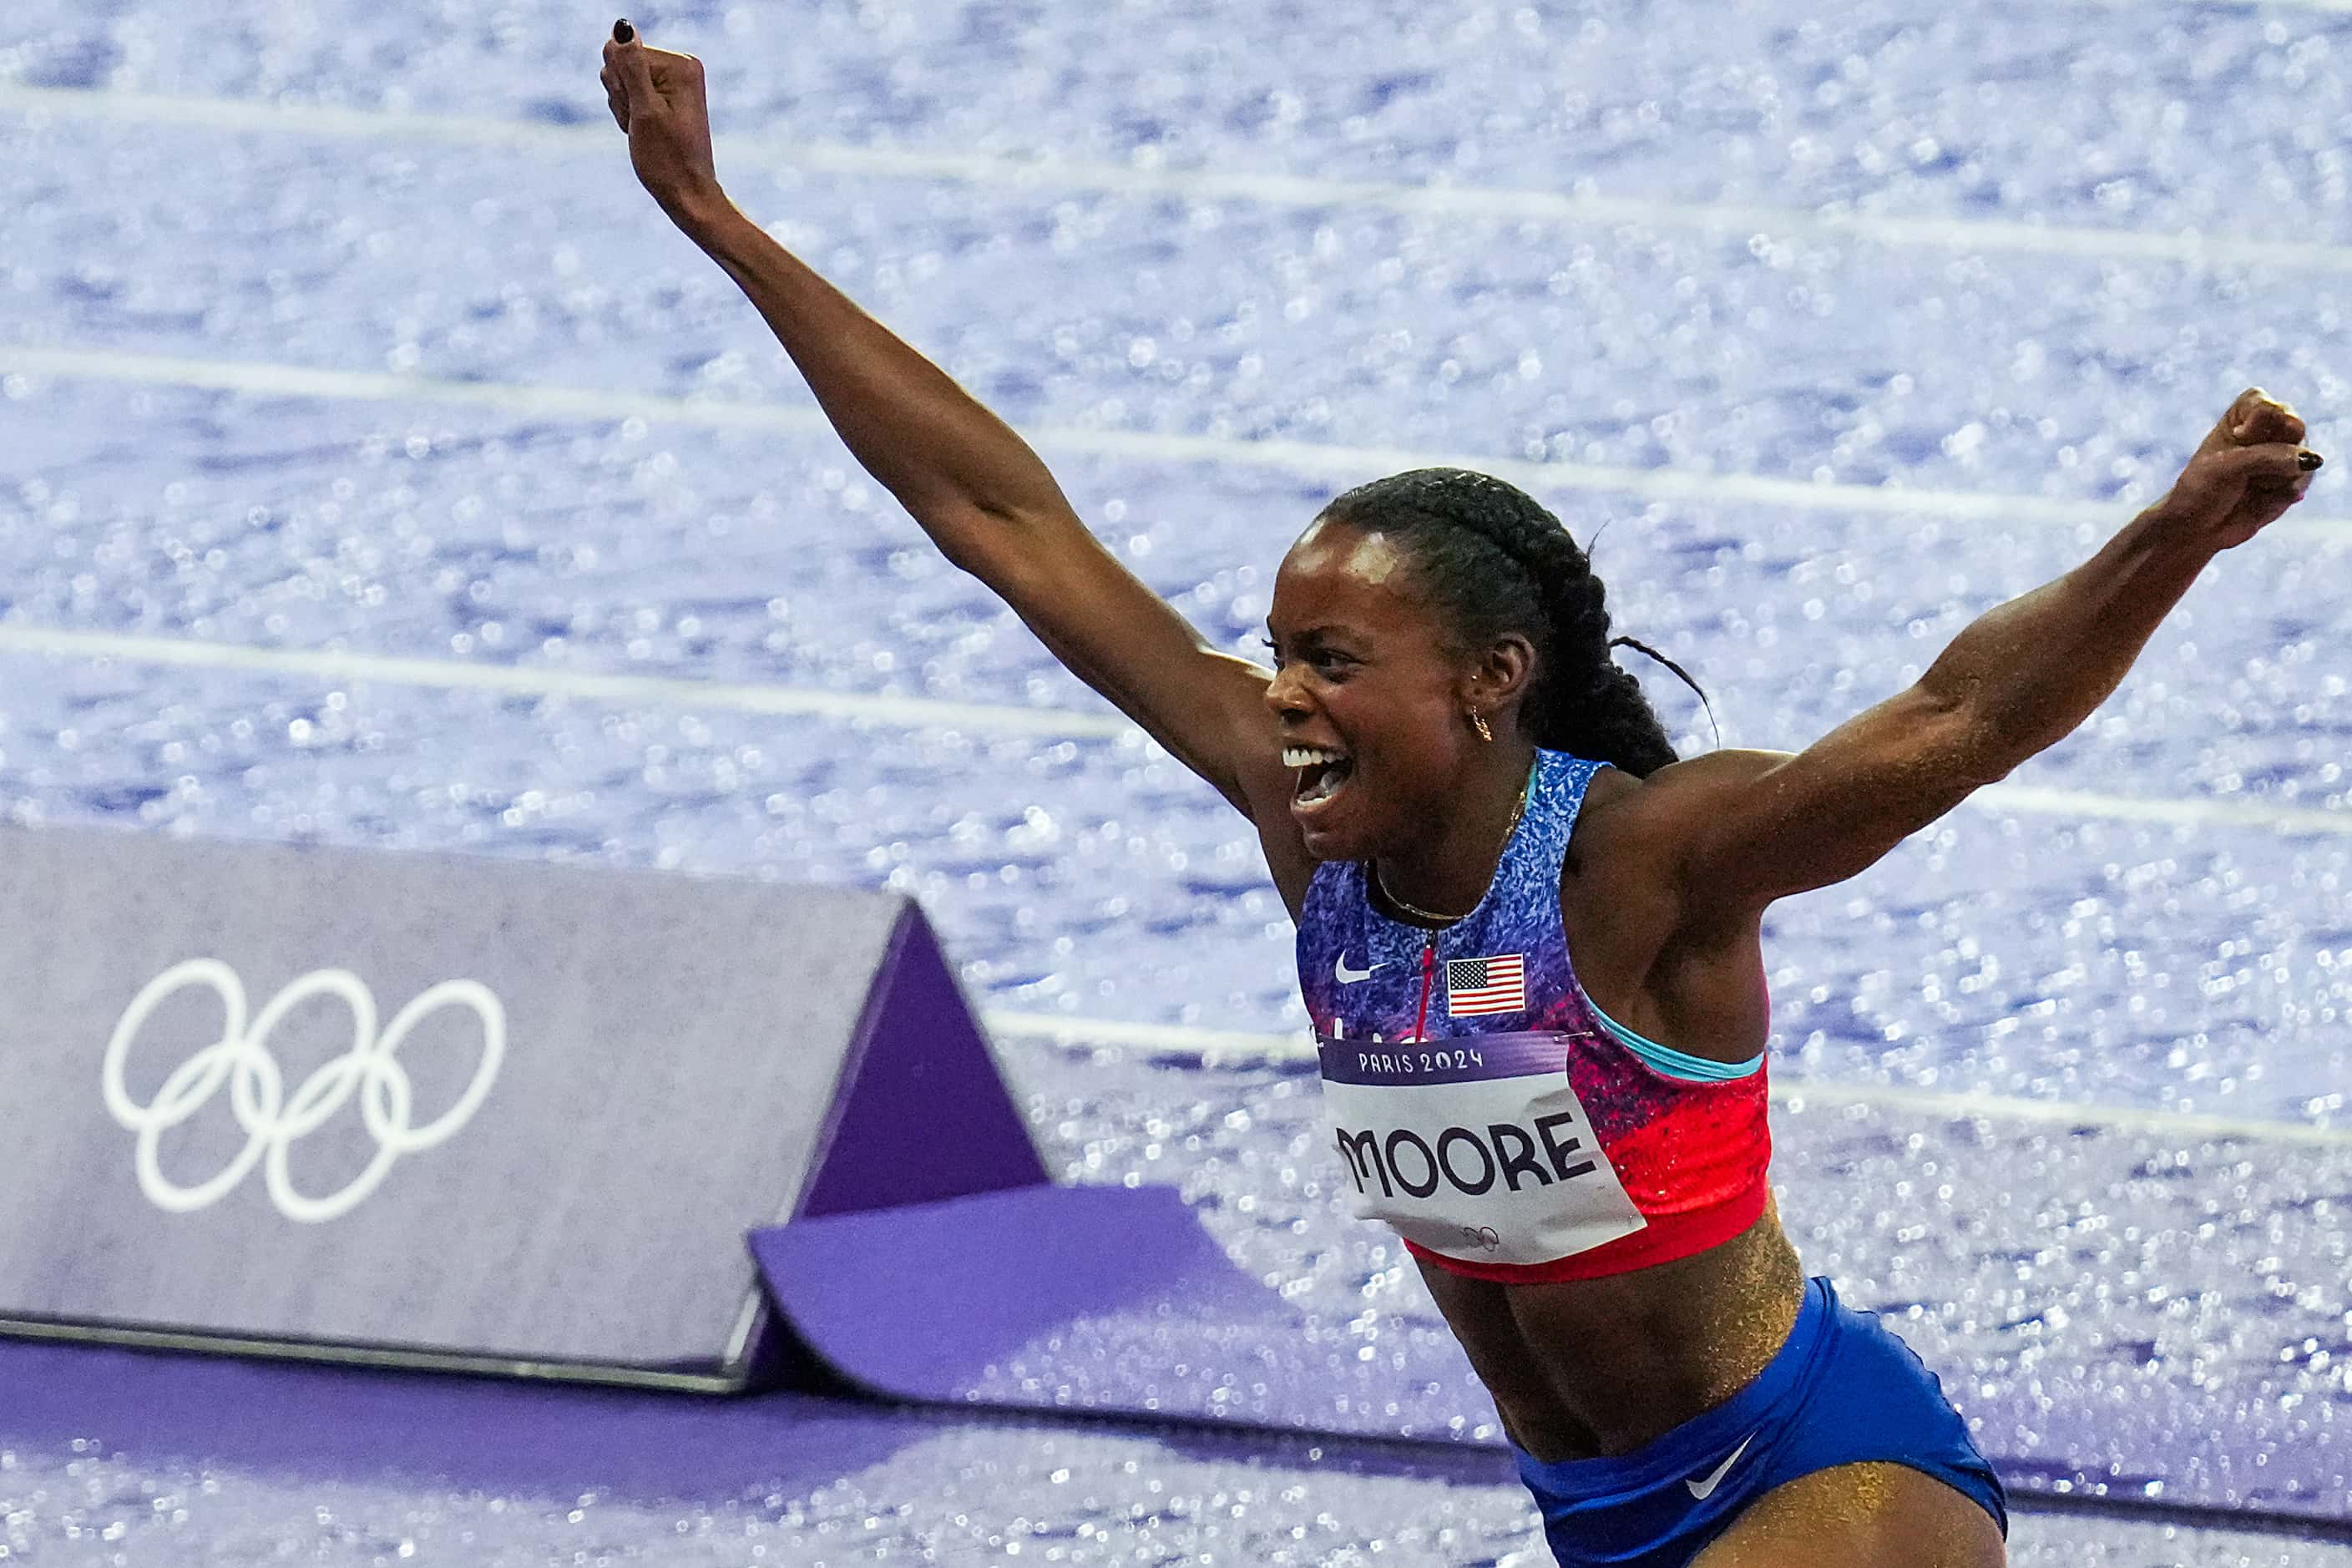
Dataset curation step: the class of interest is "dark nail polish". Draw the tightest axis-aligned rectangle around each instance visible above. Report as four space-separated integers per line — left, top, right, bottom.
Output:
2299 449 2324 471
613 18 634 42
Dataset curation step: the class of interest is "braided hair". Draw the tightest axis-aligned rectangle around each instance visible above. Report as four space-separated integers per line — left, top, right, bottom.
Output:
1319 468 1707 778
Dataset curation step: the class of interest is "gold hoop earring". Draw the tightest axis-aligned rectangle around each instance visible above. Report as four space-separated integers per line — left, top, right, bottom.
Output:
1469 711 1494 743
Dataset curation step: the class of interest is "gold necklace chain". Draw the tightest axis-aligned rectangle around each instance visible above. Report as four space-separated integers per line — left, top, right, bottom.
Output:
1372 771 1531 927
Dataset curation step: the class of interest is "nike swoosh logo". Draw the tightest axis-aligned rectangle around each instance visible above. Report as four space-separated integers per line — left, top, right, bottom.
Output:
1335 954 1382 984
1685 1433 1757 1500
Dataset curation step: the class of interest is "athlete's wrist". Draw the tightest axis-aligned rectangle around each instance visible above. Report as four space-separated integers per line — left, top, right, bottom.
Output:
2112 504 2223 579
665 179 741 243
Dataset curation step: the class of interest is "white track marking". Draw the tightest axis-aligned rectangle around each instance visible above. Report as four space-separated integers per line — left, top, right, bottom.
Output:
0 624 1130 738
0 623 2343 840
2 346 838 437
982 1009 2352 1147
985 1011 1318 1062
1980 781 2352 838
2063 0 2352 9
14 344 2350 540
7 83 2352 273
2056 0 2352 10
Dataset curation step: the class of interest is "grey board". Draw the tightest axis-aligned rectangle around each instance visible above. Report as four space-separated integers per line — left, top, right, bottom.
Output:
0 823 1043 1388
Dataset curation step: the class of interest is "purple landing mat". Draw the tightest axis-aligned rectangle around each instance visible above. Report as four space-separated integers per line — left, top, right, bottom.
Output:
0 1336 937 1500
0 1310 2344 1540
4 1180 2343 1534
752 1181 1500 1441
755 1186 2352 1531
0 1337 1510 1501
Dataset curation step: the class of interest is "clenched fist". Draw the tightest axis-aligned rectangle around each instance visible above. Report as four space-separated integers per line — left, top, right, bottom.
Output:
600 19 721 223
2143 388 2324 550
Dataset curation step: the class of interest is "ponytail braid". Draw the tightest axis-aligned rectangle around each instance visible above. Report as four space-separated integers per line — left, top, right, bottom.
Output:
1320 468 1708 777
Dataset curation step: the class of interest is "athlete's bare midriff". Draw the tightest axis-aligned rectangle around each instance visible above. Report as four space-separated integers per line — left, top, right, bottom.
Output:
1416 1201 1807 1462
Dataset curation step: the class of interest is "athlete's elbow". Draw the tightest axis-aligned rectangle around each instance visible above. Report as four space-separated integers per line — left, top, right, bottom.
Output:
1951 741 2020 794
1929 691 2031 793
919 498 1048 581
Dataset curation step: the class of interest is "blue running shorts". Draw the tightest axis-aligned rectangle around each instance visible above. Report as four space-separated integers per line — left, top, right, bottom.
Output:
1514 1276 2006 1566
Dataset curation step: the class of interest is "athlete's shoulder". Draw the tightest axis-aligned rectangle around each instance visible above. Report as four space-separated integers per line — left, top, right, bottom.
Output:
1563 751 1796 890
1649 748 1795 787
1584 750 1794 821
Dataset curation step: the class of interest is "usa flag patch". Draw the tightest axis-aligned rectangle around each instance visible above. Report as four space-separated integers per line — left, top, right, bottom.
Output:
1445 954 1525 1017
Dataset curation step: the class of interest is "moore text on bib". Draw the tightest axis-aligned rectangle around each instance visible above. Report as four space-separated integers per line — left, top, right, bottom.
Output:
1318 1030 1644 1267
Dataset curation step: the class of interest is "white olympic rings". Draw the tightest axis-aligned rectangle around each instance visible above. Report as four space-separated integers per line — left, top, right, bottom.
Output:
99 959 507 1223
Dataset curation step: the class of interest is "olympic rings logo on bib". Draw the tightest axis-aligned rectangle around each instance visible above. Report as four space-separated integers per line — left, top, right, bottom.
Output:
99 959 507 1223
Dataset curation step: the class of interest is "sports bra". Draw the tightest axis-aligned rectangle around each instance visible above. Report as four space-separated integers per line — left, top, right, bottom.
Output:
1294 750 1773 1282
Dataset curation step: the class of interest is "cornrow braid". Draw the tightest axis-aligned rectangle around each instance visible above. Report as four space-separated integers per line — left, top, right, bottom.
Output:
1320 468 1708 777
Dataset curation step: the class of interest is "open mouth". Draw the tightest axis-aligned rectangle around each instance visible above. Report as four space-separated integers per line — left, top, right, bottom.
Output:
1284 744 1354 811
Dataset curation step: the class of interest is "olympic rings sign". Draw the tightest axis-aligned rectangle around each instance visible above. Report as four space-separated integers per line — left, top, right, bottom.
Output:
99 960 507 1224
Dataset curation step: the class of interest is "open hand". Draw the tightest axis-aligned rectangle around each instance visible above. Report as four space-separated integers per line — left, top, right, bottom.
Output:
2143 388 2323 549
599 19 721 221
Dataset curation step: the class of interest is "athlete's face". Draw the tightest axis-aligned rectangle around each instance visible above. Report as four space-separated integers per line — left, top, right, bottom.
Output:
1263 518 1482 861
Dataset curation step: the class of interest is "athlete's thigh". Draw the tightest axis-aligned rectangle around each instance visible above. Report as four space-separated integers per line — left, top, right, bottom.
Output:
1688 1462 2005 1568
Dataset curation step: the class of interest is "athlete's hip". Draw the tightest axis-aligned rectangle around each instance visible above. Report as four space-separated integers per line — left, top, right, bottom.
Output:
1509 1275 2006 1567
1423 1206 1807 1459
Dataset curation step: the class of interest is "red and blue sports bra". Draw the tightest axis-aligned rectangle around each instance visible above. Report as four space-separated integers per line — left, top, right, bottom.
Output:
1295 749 1772 1282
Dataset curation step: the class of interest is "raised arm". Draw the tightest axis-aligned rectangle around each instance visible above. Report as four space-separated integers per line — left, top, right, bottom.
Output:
598 25 1310 898
1631 389 2320 932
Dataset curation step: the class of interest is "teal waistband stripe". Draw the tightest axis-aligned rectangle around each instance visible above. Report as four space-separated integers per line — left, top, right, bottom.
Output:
1586 1002 1765 1083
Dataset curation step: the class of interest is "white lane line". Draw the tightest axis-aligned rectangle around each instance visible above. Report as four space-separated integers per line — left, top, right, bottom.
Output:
1980 781 2352 839
981 1009 2352 1148
22 343 2352 539
0 622 2344 841
2 346 839 437
7 83 2352 274
2082 0 2352 9
0 624 1131 739
2057 0 2352 11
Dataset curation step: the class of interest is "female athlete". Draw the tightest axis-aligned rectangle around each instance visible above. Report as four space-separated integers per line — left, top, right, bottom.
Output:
599 22 2321 1566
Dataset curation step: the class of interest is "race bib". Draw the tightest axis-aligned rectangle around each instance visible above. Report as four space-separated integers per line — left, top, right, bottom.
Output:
1318 1030 1645 1267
